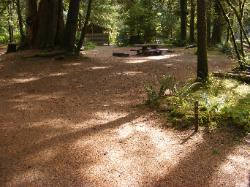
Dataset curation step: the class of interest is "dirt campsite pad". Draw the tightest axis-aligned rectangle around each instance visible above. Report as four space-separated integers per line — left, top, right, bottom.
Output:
0 47 249 186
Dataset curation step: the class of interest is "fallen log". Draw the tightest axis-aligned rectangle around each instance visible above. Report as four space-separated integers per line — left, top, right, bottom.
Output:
213 72 250 83
185 44 197 49
112 52 130 57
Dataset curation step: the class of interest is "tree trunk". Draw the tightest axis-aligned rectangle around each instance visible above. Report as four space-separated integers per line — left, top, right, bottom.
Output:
239 0 246 57
35 0 64 49
189 0 195 43
76 0 93 55
225 0 250 47
55 0 64 46
225 26 230 44
197 0 208 81
64 0 81 53
211 1 223 45
25 0 38 48
7 0 14 43
16 0 25 45
206 0 211 45
180 0 187 42
215 0 242 67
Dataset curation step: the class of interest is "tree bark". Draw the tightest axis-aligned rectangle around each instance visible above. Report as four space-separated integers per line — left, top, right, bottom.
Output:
7 0 14 43
211 1 223 45
189 0 195 43
239 0 247 57
206 0 211 45
64 0 81 53
35 0 64 49
180 0 187 42
215 0 242 67
16 0 25 45
25 0 38 48
197 0 208 81
76 0 93 55
225 0 250 47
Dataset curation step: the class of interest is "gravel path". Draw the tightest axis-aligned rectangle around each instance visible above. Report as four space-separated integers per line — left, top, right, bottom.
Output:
0 47 249 186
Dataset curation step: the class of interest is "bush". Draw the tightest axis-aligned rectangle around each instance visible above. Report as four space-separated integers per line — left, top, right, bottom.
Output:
84 41 96 50
146 76 250 132
216 42 234 55
145 75 176 107
172 39 187 47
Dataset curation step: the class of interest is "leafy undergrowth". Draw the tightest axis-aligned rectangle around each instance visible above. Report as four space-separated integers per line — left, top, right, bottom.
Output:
146 76 250 132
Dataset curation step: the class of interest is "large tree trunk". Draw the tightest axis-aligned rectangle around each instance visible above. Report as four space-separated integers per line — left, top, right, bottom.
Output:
25 0 38 48
180 0 187 42
211 1 223 45
56 0 64 46
64 0 81 53
35 0 64 49
189 0 195 43
197 0 208 81
206 0 211 45
76 0 93 55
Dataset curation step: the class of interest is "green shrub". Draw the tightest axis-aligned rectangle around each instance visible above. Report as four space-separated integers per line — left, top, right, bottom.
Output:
217 42 234 55
84 41 96 50
145 75 176 107
146 76 250 132
172 39 187 47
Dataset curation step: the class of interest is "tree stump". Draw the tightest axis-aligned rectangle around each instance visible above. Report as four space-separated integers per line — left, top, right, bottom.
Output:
6 43 17 53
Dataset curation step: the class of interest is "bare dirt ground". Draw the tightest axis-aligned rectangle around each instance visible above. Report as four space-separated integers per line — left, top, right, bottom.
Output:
0 46 249 187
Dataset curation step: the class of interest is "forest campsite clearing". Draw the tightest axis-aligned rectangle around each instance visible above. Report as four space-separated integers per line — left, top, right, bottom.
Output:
0 47 249 186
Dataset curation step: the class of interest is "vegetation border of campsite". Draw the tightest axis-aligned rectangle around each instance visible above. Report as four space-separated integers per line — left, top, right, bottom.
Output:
144 75 250 133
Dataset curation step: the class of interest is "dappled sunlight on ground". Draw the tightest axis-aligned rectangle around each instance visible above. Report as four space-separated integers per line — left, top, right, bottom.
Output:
0 46 248 186
210 145 250 186
124 59 149 64
146 54 180 60
87 66 112 70
115 71 144 76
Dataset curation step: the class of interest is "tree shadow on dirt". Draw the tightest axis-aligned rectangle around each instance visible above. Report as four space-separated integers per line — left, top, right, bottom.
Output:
149 128 246 186
0 110 144 186
149 91 249 186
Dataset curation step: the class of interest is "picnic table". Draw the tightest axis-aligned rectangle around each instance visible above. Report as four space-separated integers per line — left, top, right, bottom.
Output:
131 43 172 56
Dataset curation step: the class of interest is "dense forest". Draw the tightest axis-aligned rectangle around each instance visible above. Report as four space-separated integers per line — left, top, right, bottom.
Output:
0 0 250 76
0 0 250 186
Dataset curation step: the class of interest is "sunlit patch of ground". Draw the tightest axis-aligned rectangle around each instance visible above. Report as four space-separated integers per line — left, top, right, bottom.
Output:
210 145 250 186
